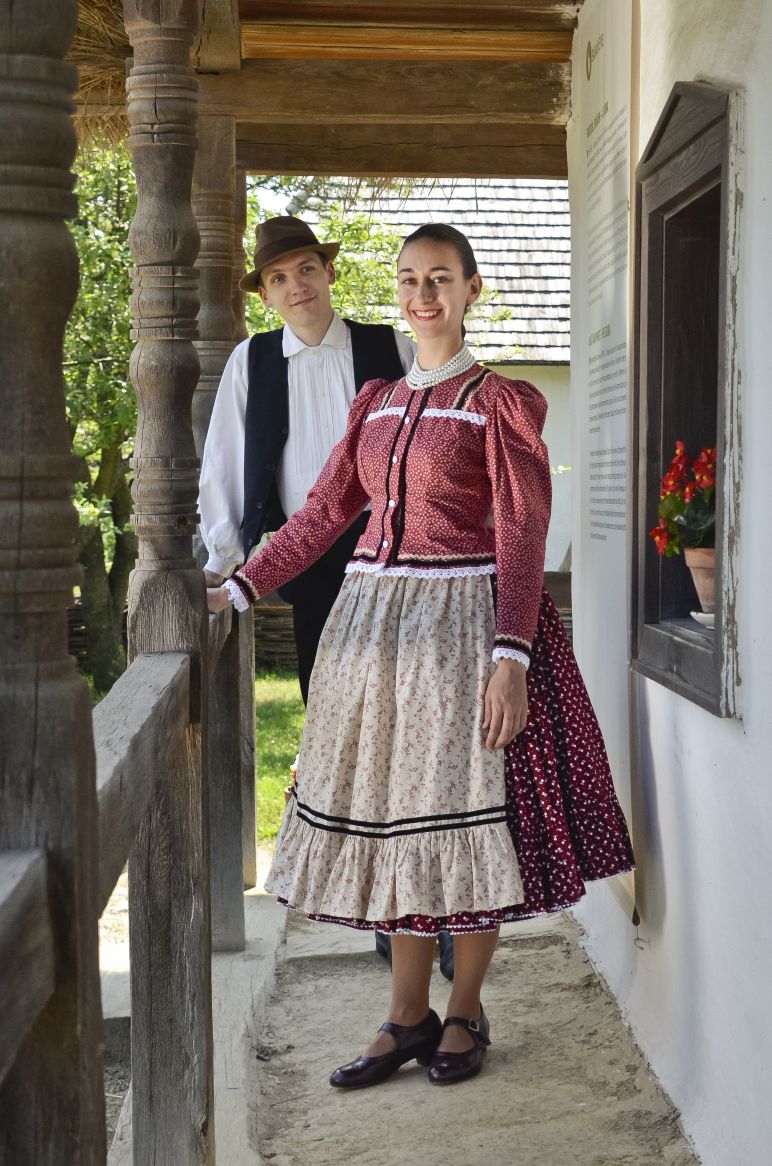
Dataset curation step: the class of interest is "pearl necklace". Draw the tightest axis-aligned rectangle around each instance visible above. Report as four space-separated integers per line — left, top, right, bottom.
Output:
405 344 476 389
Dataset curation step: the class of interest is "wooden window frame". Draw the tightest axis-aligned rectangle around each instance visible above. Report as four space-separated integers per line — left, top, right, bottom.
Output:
631 83 742 717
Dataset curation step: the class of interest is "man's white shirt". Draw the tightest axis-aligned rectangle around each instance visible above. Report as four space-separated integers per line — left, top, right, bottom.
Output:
198 311 415 577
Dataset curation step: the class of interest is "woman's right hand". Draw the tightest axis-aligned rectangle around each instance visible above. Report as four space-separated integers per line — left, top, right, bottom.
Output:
207 586 232 614
482 658 528 749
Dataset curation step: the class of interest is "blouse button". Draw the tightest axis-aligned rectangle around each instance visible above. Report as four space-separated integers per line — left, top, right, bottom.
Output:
382 540 389 549
392 455 398 464
388 499 396 508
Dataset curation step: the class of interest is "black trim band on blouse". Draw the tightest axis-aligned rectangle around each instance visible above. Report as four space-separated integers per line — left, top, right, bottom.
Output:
231 573 256 606
451 369 488 412
390 389 432 563
379 390 416 554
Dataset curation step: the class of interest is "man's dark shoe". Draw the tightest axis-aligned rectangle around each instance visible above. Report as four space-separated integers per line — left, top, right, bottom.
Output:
374 930 392 966
438 930 454 981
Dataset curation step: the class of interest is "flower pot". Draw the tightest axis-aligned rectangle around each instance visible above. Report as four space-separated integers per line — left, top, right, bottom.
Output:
684 546 715 613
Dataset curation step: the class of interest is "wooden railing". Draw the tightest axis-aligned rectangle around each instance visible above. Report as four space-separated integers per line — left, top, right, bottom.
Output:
0 851 56 1090
0 605 255 1158
94 651 192 917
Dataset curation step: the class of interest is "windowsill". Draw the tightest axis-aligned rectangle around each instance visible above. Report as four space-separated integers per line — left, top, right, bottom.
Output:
632 617 719 714
657 616 714 647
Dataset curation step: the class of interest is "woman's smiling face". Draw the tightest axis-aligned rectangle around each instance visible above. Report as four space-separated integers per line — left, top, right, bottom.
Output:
397 239 482 342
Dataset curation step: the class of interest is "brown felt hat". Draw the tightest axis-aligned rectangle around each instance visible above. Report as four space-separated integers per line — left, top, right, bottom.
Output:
240 215 340 292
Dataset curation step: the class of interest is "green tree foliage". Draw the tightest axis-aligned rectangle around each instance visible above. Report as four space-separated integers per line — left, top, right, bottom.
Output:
65 144 136 693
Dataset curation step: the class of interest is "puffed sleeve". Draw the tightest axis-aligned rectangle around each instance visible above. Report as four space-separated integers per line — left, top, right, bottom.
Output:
224 378 391 608
484 377 551 665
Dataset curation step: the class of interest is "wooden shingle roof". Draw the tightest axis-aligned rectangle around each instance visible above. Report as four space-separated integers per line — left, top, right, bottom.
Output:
307 177 570 364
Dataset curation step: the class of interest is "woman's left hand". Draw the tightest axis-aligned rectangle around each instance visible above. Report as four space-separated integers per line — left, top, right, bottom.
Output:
207 586 232 614
482 659 528 749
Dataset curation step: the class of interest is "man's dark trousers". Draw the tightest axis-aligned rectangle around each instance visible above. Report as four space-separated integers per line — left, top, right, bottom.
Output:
242 320 405 703
277 510 368 705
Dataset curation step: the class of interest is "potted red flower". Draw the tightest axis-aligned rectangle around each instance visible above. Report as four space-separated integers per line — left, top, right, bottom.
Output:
650 441 717 613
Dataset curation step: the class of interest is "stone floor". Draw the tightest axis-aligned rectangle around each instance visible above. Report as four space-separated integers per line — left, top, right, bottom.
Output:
253 912 700 1166
100 860 701 1165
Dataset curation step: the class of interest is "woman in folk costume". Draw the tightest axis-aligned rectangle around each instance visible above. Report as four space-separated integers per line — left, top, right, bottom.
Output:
208 224 634 1088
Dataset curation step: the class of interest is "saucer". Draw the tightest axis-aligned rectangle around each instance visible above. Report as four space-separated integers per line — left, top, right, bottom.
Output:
690 610 714 629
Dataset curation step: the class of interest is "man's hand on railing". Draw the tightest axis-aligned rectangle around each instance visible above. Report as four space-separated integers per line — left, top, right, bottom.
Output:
204 569 224 586
207 586 232 614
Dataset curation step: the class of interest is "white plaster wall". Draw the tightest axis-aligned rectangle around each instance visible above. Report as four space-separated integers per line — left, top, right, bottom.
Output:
573 2 772 1163
491 363 572 571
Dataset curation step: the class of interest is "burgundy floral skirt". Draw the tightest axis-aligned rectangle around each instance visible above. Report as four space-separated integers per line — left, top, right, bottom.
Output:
281 589 635 935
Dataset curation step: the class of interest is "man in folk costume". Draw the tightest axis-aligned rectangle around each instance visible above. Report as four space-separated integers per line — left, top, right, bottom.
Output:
198 216 454 973
200 215 413 694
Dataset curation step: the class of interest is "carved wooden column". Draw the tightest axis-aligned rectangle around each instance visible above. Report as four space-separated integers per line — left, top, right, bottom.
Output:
192 114 237 459
123 2 214 1161
192 114 252 949
231 168 257 891
232 168 249 342
229 167 257 892
0 3 105 1162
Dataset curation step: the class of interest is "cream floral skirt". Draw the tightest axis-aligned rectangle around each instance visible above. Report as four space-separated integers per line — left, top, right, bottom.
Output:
264 571 525 923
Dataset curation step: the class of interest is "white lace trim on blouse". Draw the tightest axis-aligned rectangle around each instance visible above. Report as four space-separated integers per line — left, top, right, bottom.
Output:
492 646 530 670
223 578 250 613
366 406 405 422
345 561 497 579
366 406 486 427
424 407 485 425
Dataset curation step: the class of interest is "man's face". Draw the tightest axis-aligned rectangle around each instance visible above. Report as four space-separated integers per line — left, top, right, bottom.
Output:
258 250 336 331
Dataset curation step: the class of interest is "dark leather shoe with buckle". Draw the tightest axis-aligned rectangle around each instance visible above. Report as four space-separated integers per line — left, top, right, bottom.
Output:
330 1009 442 1089
427 1007 491 1085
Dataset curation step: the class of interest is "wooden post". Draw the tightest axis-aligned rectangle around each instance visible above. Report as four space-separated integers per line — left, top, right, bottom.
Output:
192 114 245 949
192 114 237 466
207 626 246 949
192 118 256 943
122 2 215 1161
0 3 106 1162
231 168 257 889
240 608 257 890
232 168 249 343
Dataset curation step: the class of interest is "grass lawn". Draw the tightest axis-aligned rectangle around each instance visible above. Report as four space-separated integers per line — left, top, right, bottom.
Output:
255 668 306 843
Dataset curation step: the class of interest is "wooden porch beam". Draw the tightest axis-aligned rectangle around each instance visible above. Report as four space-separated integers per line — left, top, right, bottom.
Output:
240 25 572 62
238 1 584 33
199 58 572 124
236 121 567 178
196 0 241 71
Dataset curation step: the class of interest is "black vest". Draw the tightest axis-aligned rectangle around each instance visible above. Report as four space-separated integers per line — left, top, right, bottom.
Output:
242 319 405 557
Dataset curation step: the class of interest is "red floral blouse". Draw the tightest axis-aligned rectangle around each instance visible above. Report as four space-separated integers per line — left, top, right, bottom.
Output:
229 364 551 663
